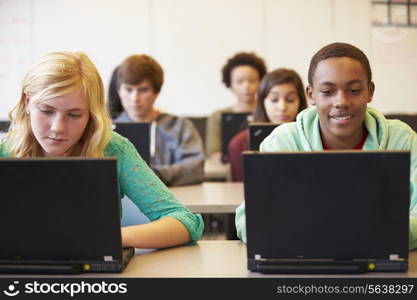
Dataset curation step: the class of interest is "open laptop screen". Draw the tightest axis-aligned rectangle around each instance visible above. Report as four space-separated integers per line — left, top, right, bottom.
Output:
243 151 410 264
0 158 123 265
113 122 151 164
385 114 417 132
221 112 251 163
248 123 278 151
0 120 11 133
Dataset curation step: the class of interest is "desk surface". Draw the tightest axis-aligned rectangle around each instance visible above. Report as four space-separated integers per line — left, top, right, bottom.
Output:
204 156 230 181
127 241 417 278
2 241 415 278
170 182 244 213
91 241 417 278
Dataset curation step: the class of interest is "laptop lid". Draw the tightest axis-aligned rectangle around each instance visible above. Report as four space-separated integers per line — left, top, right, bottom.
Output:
0 158 133 273
113 122 151 164
248 123 278 151
243 151 410 272
221 112 251 163
0 120 11 133
385 114 417 132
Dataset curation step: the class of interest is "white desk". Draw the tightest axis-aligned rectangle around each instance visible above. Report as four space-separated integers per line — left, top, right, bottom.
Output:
170 182 244 214
14 241 414 278
121 182 243 227
204 156 230 181
125 241 417 278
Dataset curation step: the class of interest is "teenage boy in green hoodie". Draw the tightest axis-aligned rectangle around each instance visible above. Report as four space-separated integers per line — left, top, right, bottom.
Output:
235 42 417 250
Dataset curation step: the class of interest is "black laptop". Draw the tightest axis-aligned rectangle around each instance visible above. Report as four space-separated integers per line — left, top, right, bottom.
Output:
385 114 417 132
0 120 11 133
221 112 251 163
248 123 278 151
0 158 134 274
243 151 410 274
113 122 151 164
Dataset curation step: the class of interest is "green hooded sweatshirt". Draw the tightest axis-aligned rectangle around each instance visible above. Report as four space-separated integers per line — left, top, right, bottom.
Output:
235 106 417 250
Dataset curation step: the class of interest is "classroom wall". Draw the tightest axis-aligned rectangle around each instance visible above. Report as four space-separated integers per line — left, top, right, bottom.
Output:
0 0 416 120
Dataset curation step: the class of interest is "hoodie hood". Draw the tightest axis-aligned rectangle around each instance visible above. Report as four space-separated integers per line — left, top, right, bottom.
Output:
295 106 389 151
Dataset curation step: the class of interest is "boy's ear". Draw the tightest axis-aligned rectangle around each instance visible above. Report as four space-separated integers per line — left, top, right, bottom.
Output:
306 85 315 106
367 81 375 103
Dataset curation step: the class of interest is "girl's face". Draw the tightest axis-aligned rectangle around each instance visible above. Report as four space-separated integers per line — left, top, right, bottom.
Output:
230 65 260 104
307 57 374 149
264 83 301 124
27 89 90 157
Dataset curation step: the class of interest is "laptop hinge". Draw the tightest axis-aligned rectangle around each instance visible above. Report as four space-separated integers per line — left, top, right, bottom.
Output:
389 254 405 261
256 262 367 274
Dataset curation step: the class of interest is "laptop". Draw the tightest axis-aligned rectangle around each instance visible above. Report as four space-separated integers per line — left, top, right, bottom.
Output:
0 158 134 274
0 120 11 133
248 123 278 151
243 151 410 274
221 112 252 163
188 116 207 150
385 114 417 132
112 122 151 164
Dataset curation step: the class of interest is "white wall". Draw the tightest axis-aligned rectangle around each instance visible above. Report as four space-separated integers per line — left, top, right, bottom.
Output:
152 0 265 115
0 0 416 120
0 0 33 118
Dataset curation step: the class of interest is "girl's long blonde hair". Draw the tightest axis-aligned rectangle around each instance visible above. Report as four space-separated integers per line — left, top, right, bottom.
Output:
7 51 112 157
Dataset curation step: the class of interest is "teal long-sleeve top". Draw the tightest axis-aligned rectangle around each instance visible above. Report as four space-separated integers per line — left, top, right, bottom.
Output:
0 131 204 242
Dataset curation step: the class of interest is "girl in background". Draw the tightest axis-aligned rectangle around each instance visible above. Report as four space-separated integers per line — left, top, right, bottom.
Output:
228 68 307 181
206 52 267 160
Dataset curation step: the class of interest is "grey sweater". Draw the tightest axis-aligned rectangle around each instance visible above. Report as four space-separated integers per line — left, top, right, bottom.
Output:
115 112 205 186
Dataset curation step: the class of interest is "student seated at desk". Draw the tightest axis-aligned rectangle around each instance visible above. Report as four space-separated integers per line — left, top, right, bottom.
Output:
235 42 417 250
206 52 267 161
108 55 205 186
0 51 204 249
228 68 308 181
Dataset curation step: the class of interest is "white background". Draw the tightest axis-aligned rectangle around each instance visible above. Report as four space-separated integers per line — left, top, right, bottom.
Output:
0 0 416 120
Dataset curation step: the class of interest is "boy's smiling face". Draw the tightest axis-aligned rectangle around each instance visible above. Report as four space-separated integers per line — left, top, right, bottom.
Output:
307 57 375 149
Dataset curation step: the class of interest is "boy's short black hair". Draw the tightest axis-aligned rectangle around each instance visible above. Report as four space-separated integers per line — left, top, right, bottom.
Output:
308 42 372 86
